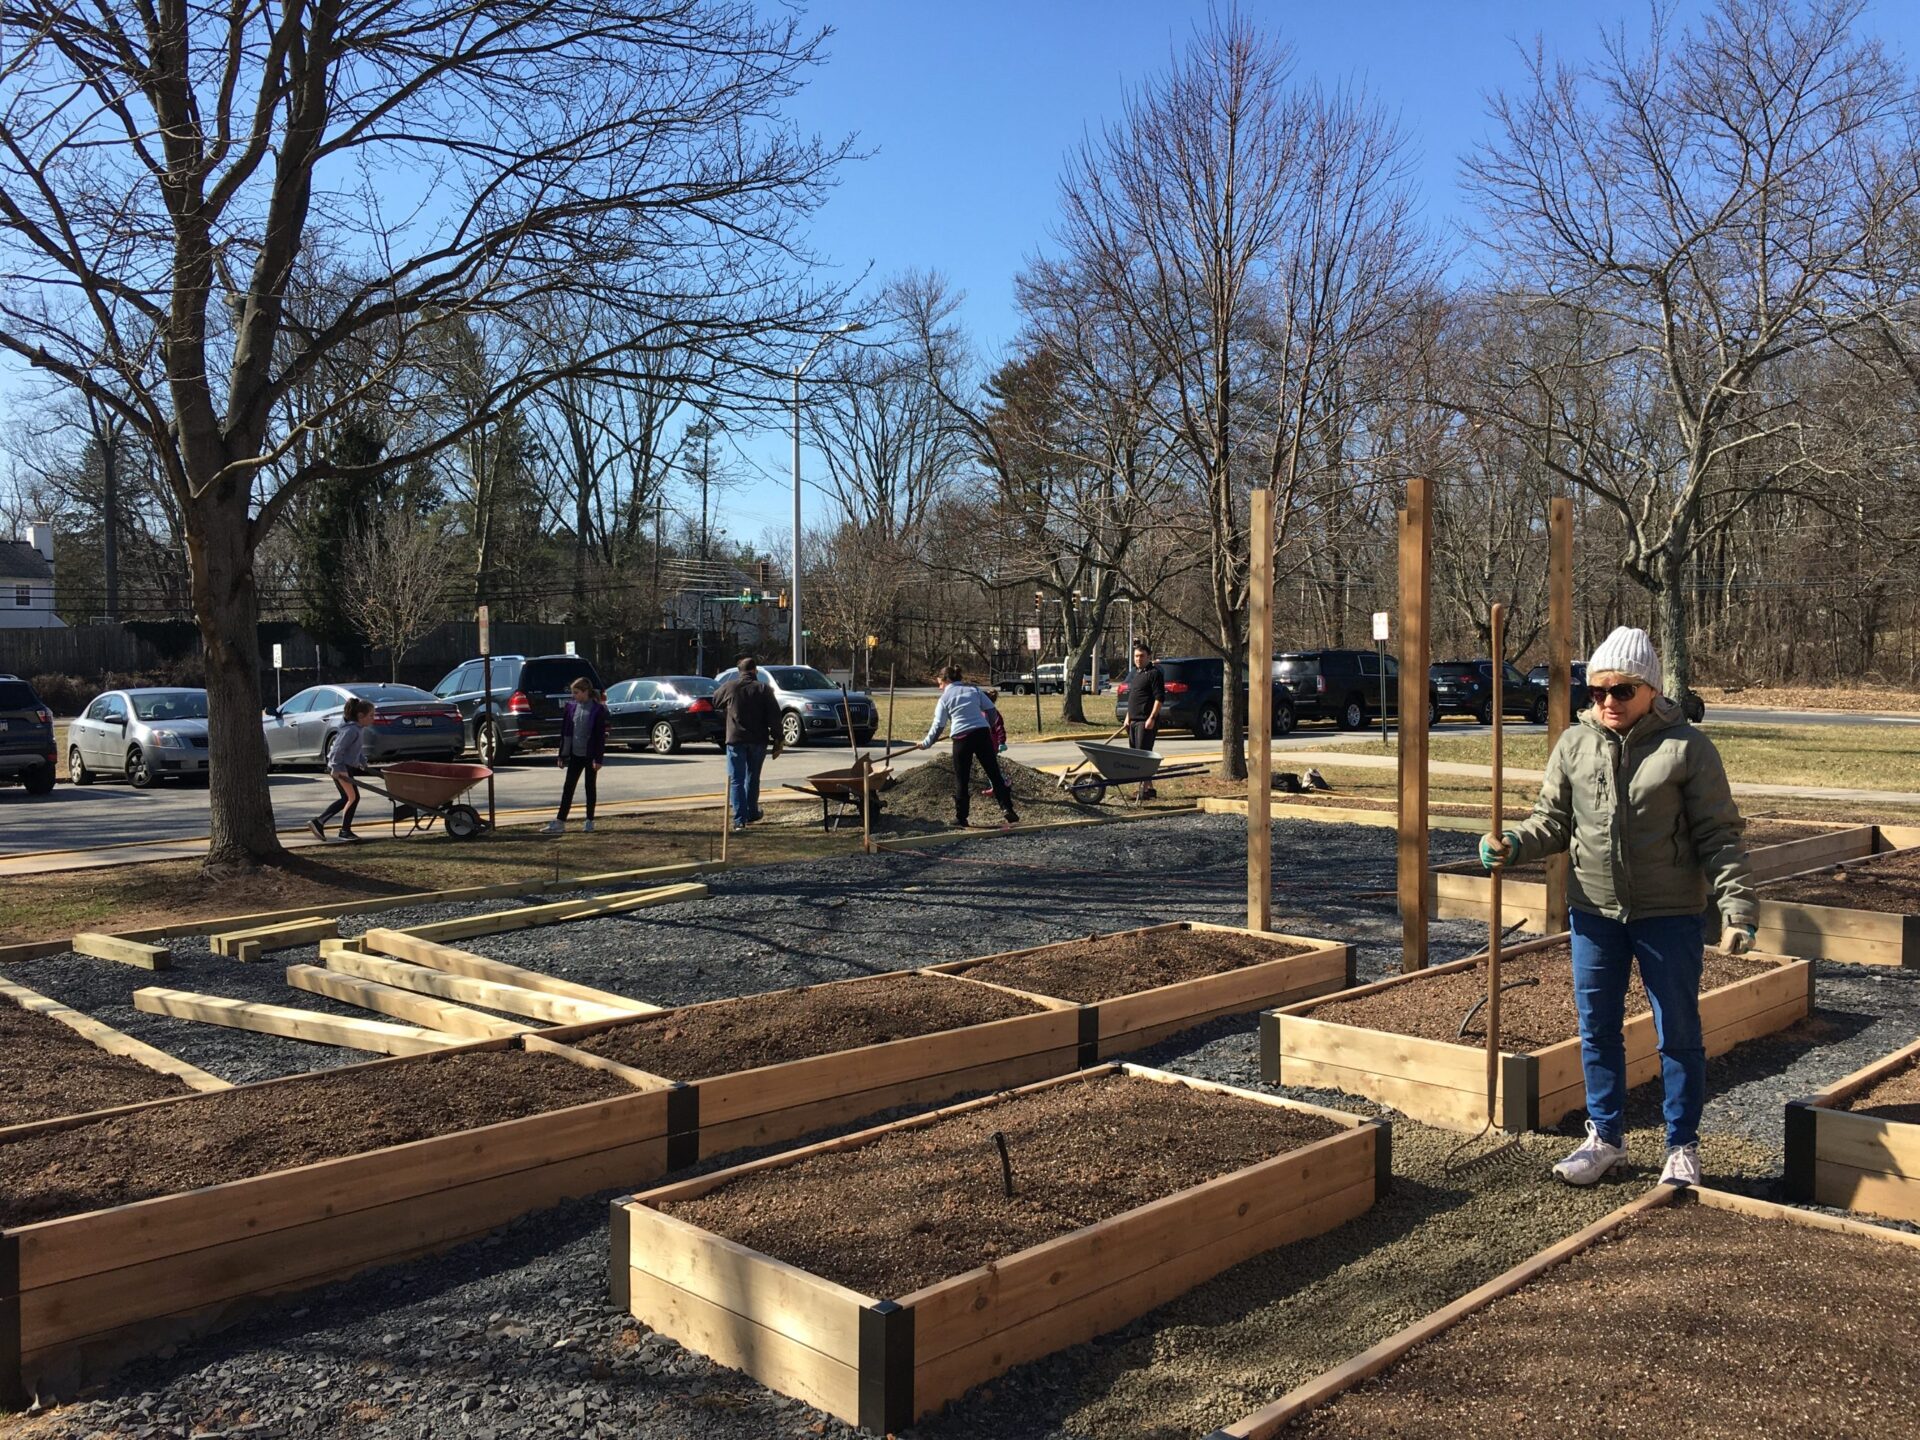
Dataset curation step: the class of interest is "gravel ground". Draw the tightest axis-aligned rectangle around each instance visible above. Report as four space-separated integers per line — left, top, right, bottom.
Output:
11 812 1920 1440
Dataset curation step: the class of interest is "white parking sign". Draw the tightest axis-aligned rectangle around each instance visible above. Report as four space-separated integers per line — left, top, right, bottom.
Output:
1372 611 1390 642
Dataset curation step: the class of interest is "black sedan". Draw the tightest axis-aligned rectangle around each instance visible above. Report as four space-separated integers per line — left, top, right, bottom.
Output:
607 675 724 754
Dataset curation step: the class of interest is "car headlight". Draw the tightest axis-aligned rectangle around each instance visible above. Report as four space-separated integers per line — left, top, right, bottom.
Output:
147 729 191 748
805 702 833 714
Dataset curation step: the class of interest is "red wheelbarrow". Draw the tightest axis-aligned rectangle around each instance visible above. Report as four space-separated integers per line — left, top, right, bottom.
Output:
359 761 493 839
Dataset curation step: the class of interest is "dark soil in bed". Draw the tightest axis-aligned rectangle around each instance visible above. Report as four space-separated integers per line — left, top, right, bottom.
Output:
0 1049 632 1229
1760 846 1920 911
1472 818 1832 880
572 972 1044 1080
958 929 1315 1003
660 1073 1343 1296
1300 941 1774 1050
1282 1201 1920 1438
0 1002 190 1127
1842 1055 1920 1125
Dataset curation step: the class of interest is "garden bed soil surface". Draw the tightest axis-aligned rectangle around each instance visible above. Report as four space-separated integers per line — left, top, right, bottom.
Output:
1760 846 1920 911
571 972 1043 1079
1300 941 1773 1050
1281 1201 1920 1439
1480 818 1831 880
0 1049 632 1230
660 1073 1343 1296
876 754 1099 827
0 1001 189 1126
960 929 1315 1003
1841 1056 1920 1125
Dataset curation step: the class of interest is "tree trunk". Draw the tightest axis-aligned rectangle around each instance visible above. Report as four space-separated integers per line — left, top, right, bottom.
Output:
1654 553 1692 701
189 494 282 869
101 432 120 621
1217 615 1248 781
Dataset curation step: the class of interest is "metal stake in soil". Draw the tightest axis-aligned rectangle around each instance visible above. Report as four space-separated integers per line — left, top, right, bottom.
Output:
992 1130 1015 1197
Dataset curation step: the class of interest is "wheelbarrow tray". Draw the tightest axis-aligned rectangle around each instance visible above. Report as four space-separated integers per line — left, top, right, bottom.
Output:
373 761 492 809
1072 741 1164 784
803 766 896 799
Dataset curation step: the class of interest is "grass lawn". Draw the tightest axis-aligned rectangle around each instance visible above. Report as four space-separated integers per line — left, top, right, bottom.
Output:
882 692 1116 744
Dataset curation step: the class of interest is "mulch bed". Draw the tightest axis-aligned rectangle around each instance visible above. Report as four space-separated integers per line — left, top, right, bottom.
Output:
0 1003 189 1128
1300 940 1773 1051
571 973 1044 1080
660 1073 1342 1296
1474 819 1832 880
1842 1057 1920 1126
0 1050 632 1230
958 929 1314 1003
1281 1201 1920 1438
1760 846 1920 912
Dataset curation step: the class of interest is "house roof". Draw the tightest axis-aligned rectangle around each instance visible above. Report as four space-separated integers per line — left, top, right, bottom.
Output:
0 541 52 582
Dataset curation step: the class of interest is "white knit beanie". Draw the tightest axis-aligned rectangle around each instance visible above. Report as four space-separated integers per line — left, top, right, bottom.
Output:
1586 626 1661 690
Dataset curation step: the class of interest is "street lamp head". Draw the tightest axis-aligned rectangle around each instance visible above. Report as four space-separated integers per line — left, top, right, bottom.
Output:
834 321 867 334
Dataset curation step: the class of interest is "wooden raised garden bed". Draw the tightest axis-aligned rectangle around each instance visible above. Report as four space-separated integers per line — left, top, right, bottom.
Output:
0 1039 668 1405
1261 934 1811 1133
923 922 1353 1059
1785 1034 1920 1223
1208 1185 1920 1439
1751 838 1920 967
612 1064 1387 1432
527 970 1085 1166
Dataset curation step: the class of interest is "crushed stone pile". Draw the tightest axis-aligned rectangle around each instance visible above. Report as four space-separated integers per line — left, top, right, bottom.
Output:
879 753 1098 826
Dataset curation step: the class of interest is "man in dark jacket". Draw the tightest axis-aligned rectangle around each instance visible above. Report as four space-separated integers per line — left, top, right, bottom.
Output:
714 656 784 832
1123 642 1166 799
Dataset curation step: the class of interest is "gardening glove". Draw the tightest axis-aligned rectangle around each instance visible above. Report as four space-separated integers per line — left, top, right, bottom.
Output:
1720 924 1758 955
1478 830 1519 872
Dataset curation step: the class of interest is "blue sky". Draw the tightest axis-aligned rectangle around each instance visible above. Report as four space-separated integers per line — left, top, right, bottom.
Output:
721 0 1920 539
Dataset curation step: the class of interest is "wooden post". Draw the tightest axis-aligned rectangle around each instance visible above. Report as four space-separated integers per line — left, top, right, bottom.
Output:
1397 479 1432 972
1248 487 1274 932
1544 496 1573 934
860 756 873 854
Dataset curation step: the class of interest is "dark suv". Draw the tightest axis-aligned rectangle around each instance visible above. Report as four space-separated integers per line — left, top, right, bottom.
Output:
1432 660 1550 726
1274 649 1437 730
1527 661 1707 723
0 674 57 794
1112 656 1296 739
430 653 602 763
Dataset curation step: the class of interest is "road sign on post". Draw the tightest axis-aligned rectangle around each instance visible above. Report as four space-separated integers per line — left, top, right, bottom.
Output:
272 643 283 707
564 640 576 656
1373 612 1391 745
1025 626 1041 652
1372 611 1390 642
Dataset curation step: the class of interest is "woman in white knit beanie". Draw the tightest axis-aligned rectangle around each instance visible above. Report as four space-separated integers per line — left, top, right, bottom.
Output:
1481 625 1756 1190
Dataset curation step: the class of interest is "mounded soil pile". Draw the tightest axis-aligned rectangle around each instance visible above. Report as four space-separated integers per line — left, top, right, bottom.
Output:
1471 818 1833 880
1282 1201 1920 1438
0 1049 631 1229
573 973 1043 1080
661 1073 1343 1296
959 929 1315 1003
0 1002 189 1127
879 753 1097 826
1760 846 1920 911
1842 1056 1920 1125
1300 940 1775 1050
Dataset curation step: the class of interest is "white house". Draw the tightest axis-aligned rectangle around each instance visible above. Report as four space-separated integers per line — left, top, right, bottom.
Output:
0 522 62 629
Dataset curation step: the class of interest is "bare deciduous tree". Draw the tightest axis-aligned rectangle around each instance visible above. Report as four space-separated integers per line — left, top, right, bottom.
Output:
342 509 452 681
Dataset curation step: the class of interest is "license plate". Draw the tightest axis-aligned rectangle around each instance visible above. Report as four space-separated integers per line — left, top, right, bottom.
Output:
0 721 8 731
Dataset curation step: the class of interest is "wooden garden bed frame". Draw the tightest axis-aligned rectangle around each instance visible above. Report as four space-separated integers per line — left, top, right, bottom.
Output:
0 972 227 1110
1261 934 1812 1133
1785 1035 1920 1223
922 921 1353 1060
613 1064 1388 1433
0 1036 671 1406
1197 796 1487 832
1205 1184 1920 1439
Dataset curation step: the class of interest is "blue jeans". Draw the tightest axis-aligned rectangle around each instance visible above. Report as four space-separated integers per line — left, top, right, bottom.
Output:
726 743 767 825
1569 908 1707 1149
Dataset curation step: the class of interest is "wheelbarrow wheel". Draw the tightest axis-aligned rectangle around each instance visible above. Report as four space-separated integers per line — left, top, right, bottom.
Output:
445 804 484 840
1073 777 1108 805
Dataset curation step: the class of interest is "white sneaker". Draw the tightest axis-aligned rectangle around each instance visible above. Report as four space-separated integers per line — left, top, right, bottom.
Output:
1551 1121 1629 1186
1660 1142 1701 1188
582 819 594 834
541 820 564 835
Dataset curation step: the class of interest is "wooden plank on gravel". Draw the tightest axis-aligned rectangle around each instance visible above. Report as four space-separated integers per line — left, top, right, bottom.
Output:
285 965 531 1040
0 973 228 1094
359 929 657 1013
131 987 467 1055
391 882 706 943
70 933 171 970
321 951 637 1027
208 916 339 963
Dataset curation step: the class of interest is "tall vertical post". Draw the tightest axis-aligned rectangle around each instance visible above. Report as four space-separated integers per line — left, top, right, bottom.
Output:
1247 487 1274 932
1545 496 1574 933
790 369 804 665
1397 479 1432 971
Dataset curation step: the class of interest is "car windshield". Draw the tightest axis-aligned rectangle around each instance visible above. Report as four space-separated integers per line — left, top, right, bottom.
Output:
131 691 209 721
764 666 832 690
343 684 436 704
0 680 40 709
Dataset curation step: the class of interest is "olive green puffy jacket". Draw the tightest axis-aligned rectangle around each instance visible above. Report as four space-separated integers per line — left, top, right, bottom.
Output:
1505 697 1756 928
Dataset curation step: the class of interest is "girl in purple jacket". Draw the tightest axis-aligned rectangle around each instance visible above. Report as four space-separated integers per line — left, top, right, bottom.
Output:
543 678 607 834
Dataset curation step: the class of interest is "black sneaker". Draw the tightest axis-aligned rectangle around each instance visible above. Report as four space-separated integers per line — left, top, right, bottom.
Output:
1003 809 1021 826
307 819 325 841
338 829 359 842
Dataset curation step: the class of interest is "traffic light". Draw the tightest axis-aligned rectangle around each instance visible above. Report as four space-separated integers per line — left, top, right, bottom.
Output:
778 590 789 610
1034 590 1043 611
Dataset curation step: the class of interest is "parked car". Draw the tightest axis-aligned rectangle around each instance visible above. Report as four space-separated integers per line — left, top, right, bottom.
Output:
429 653 602 763
1111 656 1296 739
1527 661 1707 723
66 687 210 788
1001 663 1093 696
1273 648 1436 730
712 664 877 748
263 683 464 768
607 675 723 754
1431 660 1551 726
0 674 57 795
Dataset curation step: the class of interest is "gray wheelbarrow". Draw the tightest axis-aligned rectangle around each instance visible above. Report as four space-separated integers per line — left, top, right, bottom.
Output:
1064 741 1208 804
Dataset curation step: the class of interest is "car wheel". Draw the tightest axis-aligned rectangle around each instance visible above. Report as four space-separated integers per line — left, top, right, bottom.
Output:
1474 701 1494 727
68 746 93 786
1195 703 1222 740
476 718 500 766
126 746 156 789
317 733 336 768
1530 697 1549 725
650 720 680 755
23 762 55 796
1339 696 1370 731
780 710 804 747
1271 700 1295 737
855 729 876 746
1429 699 1441 729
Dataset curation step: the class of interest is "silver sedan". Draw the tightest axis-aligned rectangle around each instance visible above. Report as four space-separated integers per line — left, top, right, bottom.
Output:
67 687 210 788
263 683 465 767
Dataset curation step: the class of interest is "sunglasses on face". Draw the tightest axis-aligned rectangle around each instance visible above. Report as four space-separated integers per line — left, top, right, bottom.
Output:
1588 682 1643 704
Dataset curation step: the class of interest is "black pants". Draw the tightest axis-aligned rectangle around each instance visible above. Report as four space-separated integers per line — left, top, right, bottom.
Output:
1128 719 1158 795
952 726 1014 824
558 756 596 821
317 772 359 833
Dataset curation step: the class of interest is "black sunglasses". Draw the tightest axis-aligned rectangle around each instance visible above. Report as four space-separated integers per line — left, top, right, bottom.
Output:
1588 682 1642 704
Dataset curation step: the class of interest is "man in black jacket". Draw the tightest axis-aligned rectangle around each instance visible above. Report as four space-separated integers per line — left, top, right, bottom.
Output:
1123 641 1165 800
714 656 784 832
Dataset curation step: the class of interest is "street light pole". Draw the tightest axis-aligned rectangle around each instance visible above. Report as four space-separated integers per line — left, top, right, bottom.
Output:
791 321 866 665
